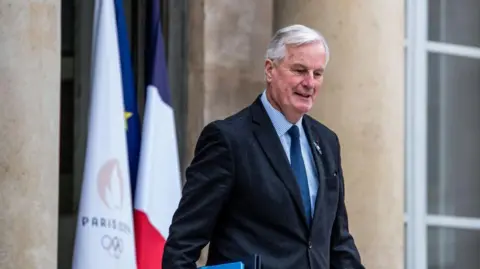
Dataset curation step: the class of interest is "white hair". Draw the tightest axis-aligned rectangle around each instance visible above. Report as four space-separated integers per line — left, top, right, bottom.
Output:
265 24 330 66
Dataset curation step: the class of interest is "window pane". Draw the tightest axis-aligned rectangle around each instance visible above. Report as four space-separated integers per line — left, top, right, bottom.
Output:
428 226 480 269
427 53 480 217
428 0 480 47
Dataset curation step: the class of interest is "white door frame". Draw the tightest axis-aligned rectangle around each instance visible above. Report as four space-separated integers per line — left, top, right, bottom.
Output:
405 0 428 268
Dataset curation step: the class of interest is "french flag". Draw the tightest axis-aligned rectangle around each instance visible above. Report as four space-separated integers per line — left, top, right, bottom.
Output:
134 0 182 268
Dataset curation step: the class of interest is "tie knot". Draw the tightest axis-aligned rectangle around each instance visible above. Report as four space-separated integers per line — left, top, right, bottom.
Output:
288 125 300 140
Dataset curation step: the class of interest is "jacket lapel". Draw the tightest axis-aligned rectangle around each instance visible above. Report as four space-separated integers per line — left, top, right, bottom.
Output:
250 97 308 227
303 118 326 185
303 116 337 227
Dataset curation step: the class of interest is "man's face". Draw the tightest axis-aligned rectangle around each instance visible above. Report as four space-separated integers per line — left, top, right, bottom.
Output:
265 42 327 122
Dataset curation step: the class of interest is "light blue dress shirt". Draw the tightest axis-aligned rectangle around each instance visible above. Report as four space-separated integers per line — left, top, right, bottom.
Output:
260 91 319 215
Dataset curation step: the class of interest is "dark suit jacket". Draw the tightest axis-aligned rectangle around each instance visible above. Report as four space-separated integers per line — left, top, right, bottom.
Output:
163 96 364 269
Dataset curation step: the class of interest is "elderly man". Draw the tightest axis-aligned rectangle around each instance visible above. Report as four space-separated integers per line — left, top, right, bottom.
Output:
163 24 364 269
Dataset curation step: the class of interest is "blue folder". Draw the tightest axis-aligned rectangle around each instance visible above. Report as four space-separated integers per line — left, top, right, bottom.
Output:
199 254 261 269
200 262 244 269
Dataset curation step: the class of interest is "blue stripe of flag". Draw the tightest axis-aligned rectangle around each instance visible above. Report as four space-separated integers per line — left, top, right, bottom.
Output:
115 0 141 196
147 0 171 106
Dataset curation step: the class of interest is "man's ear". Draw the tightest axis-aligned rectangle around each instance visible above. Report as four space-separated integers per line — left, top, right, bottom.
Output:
264 59 274 83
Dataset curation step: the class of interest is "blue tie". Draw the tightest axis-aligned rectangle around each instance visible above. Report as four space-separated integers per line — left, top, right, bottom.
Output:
288 125 312 225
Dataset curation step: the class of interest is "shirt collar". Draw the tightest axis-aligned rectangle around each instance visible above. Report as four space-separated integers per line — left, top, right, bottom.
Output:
260 90 303 137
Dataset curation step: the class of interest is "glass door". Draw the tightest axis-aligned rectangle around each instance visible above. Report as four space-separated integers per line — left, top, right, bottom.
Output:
406 0 480 268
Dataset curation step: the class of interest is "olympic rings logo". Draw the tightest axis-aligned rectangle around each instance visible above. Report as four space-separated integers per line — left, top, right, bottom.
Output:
101 235 124 259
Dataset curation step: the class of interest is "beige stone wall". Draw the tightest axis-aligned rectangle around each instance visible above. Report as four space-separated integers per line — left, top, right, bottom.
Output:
186 0 273 265
0 1 61 268
186 0 273 166
274 1 405 268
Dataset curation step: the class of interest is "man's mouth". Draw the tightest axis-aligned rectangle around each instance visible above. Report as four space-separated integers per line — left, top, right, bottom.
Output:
294 92 310 98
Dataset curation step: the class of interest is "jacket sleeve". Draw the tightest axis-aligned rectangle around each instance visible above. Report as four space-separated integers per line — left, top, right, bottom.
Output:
162 121 235 269
330 134 365 269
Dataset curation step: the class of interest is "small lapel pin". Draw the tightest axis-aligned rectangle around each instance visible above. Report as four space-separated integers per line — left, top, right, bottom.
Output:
313 141 322 155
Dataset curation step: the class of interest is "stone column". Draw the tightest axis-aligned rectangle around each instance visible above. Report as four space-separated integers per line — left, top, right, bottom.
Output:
274 1 404 268
186 0 273 162
0 1 60 269
186 0 273 265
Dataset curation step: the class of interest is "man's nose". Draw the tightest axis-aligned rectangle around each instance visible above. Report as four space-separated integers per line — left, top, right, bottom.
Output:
302 72 315 88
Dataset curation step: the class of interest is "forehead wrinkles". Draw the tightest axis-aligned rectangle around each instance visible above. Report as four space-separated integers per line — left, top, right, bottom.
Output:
287 48 326 70
286 46 301 61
